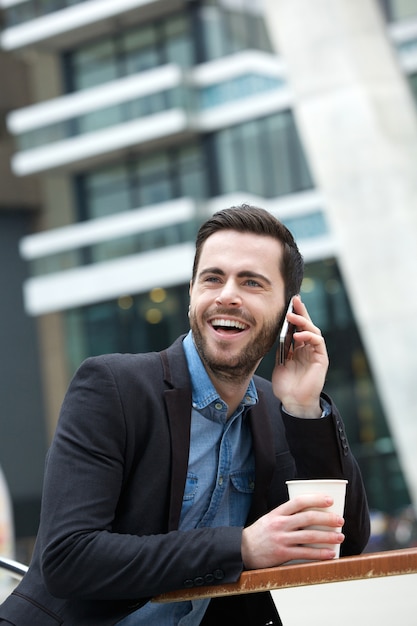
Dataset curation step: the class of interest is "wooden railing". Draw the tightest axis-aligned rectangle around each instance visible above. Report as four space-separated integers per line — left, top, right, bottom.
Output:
153 547 417 604
2 549 417 604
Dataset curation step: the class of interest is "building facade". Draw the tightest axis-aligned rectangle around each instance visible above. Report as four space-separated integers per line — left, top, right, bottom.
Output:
0 0 416 548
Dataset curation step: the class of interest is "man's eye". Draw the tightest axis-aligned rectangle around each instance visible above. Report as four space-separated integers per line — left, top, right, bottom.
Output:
246 279 261 287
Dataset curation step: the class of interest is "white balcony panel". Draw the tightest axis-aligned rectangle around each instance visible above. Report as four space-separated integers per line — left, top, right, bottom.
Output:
197 89 293 131
0 0 26 8
207 190 325 221
7 65 182 133
11 109 188 176
297 235 336 263
0 0 159 51
20 198 196 259
192 50 286 86
23 242 195 315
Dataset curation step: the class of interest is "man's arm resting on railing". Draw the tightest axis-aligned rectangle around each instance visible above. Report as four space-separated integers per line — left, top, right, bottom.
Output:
153 548 417 603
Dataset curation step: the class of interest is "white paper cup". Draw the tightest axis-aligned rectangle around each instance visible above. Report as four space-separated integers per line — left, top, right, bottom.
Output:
286 479 348 558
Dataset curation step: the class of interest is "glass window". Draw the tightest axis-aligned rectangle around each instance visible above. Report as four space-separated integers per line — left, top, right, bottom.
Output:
5 2 35 27
64 284 190 366
216 126 246 193
136 153 172 206
123 27 160 74
78 103 123 134
214 112 313 198
91 236 139 264
64 13 193 93
384 0 417 20
265 112 312 195
77 142 206 220
238 120 264 196
71 40 118 91
39 0 64 16
177 145 207 198
165 16 193 67
199 1 273 62
283 211 328 241
84 165 132 219
200 7 227 60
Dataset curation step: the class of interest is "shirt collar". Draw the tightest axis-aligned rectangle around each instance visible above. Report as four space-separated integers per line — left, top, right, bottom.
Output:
183 331 258 411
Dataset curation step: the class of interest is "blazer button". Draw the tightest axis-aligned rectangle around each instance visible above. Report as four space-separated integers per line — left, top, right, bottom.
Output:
184 579 194 588
194 576 204 586
213 569 225 580
204 573 214 584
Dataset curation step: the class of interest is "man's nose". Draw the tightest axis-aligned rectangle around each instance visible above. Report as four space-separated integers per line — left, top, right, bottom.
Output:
215 280 242 306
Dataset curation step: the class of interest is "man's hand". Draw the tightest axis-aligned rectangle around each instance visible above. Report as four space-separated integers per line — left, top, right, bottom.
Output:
272 295 329 418
241 494 345 569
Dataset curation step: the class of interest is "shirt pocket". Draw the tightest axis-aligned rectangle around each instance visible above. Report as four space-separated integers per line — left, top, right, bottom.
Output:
179 472 199 524
229 469 255 526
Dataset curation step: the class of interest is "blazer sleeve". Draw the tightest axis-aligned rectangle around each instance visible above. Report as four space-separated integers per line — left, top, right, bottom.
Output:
38 356 244 602
280 392 370 556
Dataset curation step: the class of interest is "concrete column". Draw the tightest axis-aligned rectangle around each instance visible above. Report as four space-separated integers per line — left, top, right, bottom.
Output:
262 0 417 506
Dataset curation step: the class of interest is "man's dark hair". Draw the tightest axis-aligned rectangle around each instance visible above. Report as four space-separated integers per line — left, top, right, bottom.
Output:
192 204 304 306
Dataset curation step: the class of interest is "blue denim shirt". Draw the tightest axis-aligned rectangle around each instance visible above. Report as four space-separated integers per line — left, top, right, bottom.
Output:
117 331 257 625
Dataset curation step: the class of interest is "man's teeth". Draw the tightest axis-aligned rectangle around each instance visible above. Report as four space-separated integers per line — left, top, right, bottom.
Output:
212 319 246 330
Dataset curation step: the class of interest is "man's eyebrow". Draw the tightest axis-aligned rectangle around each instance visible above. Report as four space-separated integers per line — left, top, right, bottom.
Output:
198 267 225 278
198 268 272 285
237 270 272 285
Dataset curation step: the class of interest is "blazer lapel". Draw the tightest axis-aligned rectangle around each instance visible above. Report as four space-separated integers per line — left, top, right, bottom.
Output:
160 339 193 531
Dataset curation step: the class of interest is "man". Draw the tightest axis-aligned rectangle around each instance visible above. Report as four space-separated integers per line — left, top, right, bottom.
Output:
0 205 370 625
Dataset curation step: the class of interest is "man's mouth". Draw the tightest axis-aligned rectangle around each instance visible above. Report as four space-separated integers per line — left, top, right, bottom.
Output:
210 319 248 333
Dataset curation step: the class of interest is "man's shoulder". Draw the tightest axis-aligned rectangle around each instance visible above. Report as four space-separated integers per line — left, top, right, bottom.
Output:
252 374 279 406
252 373 273 392
75 335 187 383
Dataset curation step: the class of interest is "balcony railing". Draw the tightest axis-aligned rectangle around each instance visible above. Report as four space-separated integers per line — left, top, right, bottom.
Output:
0 556 28 580
7 52 289 176
0 0 164 50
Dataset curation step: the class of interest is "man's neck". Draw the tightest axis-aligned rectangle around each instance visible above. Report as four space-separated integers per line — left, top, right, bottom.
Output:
206 371 253 419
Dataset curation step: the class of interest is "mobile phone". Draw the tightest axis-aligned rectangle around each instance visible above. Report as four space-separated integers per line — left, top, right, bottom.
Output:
278 298 296 365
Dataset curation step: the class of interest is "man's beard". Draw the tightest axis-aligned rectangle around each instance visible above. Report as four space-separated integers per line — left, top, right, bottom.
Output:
189 308 283 383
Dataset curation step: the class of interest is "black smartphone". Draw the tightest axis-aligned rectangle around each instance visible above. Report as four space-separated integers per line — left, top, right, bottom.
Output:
278 298 296 365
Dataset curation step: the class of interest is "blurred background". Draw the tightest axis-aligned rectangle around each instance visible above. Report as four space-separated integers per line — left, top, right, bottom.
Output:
0 0 417 569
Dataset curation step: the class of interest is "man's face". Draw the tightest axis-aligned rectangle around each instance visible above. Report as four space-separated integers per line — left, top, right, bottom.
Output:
189 230 286 381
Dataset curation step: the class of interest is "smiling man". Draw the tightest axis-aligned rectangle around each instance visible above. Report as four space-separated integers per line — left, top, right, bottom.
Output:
0 205 370 626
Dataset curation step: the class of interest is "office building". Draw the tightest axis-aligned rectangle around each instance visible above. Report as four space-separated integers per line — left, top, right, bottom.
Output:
0 0 416 547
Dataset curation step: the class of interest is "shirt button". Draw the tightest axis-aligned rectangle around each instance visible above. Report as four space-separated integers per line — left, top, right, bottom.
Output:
218 476 223 486
215 402 223 410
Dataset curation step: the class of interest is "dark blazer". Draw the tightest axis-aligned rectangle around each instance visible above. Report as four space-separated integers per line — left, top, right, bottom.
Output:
0 336 370 626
